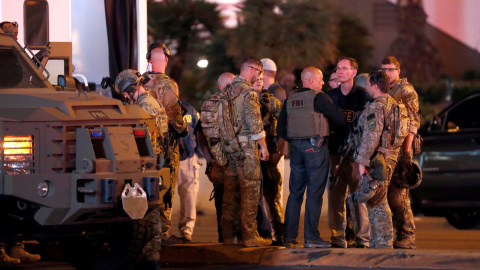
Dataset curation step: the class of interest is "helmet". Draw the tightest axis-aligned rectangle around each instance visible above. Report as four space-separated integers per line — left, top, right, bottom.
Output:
353 173 382 203
370 151 388 181
260 58 277 71
114 69 143 94
393 162 423 189
354 73 369 89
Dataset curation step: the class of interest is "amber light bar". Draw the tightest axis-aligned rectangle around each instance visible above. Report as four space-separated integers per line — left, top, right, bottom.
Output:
2 135 34 174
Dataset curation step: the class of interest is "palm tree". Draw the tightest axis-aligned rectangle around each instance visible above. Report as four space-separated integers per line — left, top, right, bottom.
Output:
228 0 338 71
147 0 223 82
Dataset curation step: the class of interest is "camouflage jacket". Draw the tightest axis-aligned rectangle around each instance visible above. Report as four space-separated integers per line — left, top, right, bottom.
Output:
136 91 168 157
390 77 421 134
231 75 265 141
143 72 187 135
354 95 402 166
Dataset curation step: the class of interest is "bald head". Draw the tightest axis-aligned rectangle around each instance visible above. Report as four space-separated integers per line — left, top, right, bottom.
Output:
301 67 324 91
218 72 235 90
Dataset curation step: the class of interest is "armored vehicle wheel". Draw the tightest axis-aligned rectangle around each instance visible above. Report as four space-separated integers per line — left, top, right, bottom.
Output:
446 209 480 230
59 220 151 270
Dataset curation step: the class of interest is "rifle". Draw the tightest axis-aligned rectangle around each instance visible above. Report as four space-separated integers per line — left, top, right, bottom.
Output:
329 133 354 190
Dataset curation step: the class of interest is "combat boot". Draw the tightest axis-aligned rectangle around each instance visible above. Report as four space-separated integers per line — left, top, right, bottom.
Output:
243 236 272 247
9 242 41 262
0 248 20 266
393 238 416 249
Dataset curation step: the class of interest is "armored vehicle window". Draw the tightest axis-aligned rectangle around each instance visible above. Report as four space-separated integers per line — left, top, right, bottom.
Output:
0 46 48 89
445 95 480 131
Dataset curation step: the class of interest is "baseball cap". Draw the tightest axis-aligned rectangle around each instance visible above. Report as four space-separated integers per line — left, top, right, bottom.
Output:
260 58 277 72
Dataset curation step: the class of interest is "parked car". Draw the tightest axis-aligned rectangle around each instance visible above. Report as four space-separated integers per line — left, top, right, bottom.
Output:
411 91 480 229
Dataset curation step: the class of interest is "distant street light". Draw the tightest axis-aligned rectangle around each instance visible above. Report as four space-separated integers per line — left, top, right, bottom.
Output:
197 59 208 68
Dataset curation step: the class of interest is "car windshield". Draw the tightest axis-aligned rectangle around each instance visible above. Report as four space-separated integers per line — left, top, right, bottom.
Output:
0 45 49 90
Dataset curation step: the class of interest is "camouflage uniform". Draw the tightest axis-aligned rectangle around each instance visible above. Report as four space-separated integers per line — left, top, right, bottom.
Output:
142 73 187 259
136 91 169 157
354 95 403 249
259 93 284 241
221 75 266 244
133 91 169 260
388 78 421 248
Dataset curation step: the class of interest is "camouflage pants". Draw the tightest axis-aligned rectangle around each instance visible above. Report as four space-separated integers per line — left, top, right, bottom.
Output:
222 147 262 241
260 157 284 240
388 165 416 243
328 154 370 247
367 192 394 249
366 163 395 249
159 160 179 238
142 207 163 261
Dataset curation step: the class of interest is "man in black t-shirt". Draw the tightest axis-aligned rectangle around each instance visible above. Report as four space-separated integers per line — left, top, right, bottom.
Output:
327 57 371 249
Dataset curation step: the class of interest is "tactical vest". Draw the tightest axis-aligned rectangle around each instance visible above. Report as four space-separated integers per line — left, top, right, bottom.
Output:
390 78 412 103
286 89 329 139
373 96 408 162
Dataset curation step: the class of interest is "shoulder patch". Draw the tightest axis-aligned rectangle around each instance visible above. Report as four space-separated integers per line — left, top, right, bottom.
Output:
367 113 376 121
368 120 376 131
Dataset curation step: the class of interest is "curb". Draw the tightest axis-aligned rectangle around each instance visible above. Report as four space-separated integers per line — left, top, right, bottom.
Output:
160 243 480 269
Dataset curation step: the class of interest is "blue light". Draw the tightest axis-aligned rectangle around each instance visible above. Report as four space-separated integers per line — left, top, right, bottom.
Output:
91 131 103 138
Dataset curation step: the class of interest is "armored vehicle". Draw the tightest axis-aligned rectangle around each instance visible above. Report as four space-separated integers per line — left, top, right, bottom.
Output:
0 33 171 269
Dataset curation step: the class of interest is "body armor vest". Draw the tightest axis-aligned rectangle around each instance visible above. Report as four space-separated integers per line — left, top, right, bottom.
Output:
286 89 329 139
390 78 411 103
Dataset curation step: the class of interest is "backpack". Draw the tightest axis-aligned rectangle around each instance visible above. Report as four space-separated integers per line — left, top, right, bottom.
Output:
200 83 246 164
378 98 409 148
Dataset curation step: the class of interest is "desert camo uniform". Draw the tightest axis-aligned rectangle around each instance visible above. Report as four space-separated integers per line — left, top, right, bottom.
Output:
142 72 187 259
388 77 421 248
354 95 403 249
221 75 266 244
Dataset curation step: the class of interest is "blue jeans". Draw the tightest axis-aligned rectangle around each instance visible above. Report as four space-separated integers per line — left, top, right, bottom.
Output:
284 139 330 242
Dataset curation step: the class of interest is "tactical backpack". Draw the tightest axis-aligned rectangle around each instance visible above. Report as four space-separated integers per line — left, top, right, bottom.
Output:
378 98 410 149
200 83 247 165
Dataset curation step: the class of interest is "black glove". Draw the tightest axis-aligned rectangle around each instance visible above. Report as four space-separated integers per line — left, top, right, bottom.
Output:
163 186 173 210
261 90 270 103
205 161 214 175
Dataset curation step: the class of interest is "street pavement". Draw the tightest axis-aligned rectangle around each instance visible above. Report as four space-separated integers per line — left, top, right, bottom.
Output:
162 158 480 269
3 158 480 269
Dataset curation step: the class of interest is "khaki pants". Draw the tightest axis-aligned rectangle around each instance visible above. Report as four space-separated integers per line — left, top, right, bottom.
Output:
328 154 370 247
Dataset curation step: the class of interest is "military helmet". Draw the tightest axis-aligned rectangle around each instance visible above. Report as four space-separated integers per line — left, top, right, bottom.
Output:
393 162 423 189
114 69 143 94
353 173 382 203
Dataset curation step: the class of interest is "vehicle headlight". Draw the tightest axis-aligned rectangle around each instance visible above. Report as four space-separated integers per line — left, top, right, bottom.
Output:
2 135 34 174
37 181 49 197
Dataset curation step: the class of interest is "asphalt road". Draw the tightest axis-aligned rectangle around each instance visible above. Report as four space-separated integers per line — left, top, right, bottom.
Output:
2 159 480 269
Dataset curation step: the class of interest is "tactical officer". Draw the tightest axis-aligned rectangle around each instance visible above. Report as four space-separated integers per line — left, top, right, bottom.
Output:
381 56 421 249
197 72 235 243
221 57 270 247
253 72 284 245
277 67 346 248
260 58 287 212
353 70 404 249
261 58 286 103
327 57 371 248
143 42 188 246
177 100 201 242
114 69 168 263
